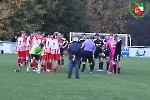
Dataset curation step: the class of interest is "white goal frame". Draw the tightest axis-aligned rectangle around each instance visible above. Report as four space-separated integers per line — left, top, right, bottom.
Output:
69 32 132 47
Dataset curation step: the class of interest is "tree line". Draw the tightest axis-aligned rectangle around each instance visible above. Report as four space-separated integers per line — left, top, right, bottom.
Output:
0 0 150 45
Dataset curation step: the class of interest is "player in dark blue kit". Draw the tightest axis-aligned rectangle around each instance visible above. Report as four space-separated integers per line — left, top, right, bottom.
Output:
113 34 122 74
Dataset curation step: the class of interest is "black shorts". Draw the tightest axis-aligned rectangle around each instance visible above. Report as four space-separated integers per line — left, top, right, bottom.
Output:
82 50 93 63
94 49 103 58
94 51 100 59
29 54 42 61
81 49 84 58
60 48 64 57
103 48 109 58
113 53 121 61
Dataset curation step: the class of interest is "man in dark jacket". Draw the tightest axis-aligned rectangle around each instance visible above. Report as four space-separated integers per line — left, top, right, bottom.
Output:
68 36 82 79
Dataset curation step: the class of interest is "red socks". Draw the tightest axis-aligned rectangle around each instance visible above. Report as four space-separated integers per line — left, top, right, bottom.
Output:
53 68 57 73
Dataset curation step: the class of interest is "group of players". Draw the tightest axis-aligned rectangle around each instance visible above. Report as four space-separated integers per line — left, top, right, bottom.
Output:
78 33 122 74
16 31 68 73
16 30 122 74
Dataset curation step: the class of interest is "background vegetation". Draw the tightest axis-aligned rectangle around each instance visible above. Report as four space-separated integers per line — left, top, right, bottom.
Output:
0 0 150 45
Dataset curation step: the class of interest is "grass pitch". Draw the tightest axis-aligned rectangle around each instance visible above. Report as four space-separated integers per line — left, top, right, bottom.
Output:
0 54 150 100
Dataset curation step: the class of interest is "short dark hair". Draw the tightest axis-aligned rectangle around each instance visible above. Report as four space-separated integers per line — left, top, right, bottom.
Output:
114 34 118 39
100 35 105 39
53 32 59 37
109 33 113 37
82 33 86 36
30 30 34 34
39 43 44 48
49 30 55 35
95 33 99 36
90 36 93 39
44 32 49 37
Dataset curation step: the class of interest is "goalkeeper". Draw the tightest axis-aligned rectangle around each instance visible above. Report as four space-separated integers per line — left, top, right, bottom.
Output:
26 43 44 73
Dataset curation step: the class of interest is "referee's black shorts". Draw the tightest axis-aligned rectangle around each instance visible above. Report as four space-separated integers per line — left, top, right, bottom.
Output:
82 50 93 63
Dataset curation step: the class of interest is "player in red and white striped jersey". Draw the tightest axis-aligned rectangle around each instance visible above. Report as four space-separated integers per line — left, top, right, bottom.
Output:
26 31 39 70
37 32 47 71
16 31 26 68
25 31 35 67
31 32 38 47
49 32 62 73
37 32 44 45
45 33 53 72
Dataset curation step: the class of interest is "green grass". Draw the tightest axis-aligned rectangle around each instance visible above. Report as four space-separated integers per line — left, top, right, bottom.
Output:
0 54 150 100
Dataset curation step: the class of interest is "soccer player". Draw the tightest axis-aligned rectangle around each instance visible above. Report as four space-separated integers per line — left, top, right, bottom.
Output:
31 31 38 47
45 33 53 72
78 33 86 68
37 32 46 71
26 43 44 73
113 34 122 74
79 33 86 45
41 32 48 71
81 36 96 73
16 31 26 68
58 34 68 67
25 31 35 67
31 31 39 70
37 32 44 45
106 33 117 74
103 35 110 72
49 32 62 73
93 33 104 72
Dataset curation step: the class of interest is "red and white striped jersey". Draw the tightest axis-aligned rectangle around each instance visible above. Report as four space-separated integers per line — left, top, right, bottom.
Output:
50 37 61 54
26 36 31 50
45 37 53 53
31 35 38 47
16 36 26 51
37 37 44 45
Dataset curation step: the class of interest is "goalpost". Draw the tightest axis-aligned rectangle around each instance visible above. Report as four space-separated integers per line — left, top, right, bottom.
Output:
69 32 132 47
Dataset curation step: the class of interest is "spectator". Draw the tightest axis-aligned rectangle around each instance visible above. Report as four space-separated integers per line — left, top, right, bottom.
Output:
68 36 82 79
